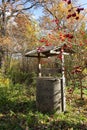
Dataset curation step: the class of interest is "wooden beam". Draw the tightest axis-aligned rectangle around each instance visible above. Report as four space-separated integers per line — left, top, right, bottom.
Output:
25 55 47 58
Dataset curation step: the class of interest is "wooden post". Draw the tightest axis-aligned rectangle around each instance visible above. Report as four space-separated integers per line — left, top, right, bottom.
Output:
61 78 64 112
38 53 42 77
61 48 66 111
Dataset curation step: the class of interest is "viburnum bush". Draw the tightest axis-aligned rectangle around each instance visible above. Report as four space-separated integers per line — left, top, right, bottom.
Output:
39 0 87 99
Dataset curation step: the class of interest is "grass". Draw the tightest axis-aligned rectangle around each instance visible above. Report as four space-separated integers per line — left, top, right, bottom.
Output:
0 83 87 130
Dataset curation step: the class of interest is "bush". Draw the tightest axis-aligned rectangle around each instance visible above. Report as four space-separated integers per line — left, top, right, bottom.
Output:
0 72 11 112
8 67 37 86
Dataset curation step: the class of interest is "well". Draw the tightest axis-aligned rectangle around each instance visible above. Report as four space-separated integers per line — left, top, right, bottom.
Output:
25 44 74 113
36 77 62 113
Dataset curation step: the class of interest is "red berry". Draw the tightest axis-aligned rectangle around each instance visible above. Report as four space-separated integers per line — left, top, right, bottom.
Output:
72 12 76 17
76 8 80 14
68 9 71 12
67 14 72 19
69 34 73 39
67 0 71 4
79 43 83 46
80 8 84 11
76 16 79 20
64 34 69 38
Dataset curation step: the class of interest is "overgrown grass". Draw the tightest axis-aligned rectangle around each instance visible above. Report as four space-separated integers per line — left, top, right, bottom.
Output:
0 82 87 130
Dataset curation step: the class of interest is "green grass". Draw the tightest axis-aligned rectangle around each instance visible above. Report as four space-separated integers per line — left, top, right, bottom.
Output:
0 83 87 130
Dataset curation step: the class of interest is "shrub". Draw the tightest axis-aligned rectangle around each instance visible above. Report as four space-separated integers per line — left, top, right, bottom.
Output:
8 67 37 86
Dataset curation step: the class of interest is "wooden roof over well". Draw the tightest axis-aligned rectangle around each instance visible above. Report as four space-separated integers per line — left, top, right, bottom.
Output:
25 43 74 58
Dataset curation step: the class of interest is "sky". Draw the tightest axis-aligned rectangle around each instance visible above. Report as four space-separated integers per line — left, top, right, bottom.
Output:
31 7 43 20
78 0 87 8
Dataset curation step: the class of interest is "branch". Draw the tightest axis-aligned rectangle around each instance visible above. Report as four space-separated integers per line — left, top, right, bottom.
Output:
22 2 40 10
44 7 57 19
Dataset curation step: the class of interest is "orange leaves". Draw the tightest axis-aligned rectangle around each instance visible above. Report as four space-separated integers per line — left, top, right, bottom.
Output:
39 33 57 46
79 42 83 46
48 34 57 41
59 33 74 41
39 37 52 46
80 31 85 36
0 36 13 52
59 33 65 41
39 38 48 43
39 31 74 46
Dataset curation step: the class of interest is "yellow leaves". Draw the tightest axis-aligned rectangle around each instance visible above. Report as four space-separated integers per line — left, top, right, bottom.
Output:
83 68 87 75
0 113 3 118
26 24 34 33
12 13 38 49
15 14 31 33
85 47 87 50
67 3 72 11
0 73 10 87
59 1 67 13
25 24 36 39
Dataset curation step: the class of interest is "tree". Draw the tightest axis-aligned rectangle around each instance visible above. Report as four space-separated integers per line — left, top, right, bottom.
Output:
0 0 40 70
0 0 42 36
37 0 87 99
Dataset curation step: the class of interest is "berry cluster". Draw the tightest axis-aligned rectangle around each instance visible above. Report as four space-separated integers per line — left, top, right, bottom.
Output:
71 66 82 74
67 7 84 20
76 8 84 14
64 33 73 39
60 33 73 41
63 0 84 20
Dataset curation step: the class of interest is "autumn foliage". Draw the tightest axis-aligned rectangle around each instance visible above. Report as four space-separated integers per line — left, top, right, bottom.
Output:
0 0 87 100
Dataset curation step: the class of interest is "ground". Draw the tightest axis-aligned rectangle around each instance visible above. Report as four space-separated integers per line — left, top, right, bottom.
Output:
0 83 87 130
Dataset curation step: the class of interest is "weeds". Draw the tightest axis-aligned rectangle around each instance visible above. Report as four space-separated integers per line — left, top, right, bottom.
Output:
0 79 87 130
